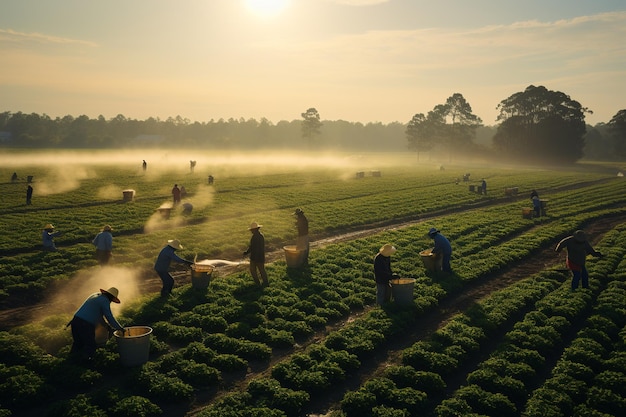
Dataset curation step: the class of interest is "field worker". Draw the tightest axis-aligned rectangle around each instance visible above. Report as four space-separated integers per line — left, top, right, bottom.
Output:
154 239 193 297
172 184 181 205
374 244 398 305
142 160 147 171
42 223 62 251
243 222 268 287
92 225 113 266
294 208 309 264
481 178 487 195
555 230 603 290
532 195 542 217
26 184 33 205
428 227 453 273
69 287 124 362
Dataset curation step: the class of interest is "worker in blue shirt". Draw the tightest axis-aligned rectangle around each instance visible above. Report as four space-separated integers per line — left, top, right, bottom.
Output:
69 287 124 362
154 239 193 297
428 227 453 273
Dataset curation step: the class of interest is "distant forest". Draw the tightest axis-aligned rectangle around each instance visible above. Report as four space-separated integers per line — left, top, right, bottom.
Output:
0 107 622 162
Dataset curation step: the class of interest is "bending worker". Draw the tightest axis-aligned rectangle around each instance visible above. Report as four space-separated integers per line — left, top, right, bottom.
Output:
69 287 124 362
154 239 193 297
428 227 453 273
42 223 62 251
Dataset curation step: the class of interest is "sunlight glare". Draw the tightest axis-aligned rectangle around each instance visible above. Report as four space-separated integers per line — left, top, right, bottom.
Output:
244 0 289 18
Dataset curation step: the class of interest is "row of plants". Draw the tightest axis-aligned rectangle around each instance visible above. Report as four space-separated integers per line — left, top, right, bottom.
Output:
1 162 623 306
333 224 626 417
0 164 624 415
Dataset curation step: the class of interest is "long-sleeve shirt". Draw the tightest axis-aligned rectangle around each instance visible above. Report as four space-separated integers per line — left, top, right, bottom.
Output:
73 293 123 330
244 230 265 263
92 231 113 251
374 253 393 285
296 215 309 236
154 245 189 272
42 230 61 249
555 236 601 266
431 233 452 255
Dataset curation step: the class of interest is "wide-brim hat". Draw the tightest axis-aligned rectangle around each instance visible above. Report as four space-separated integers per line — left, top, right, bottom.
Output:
574 230 586 242
248 222 262 230
102 225 112 232
428 227 440 237
379 244 397 257
293 208 303 215
168 239 183 249
44 223 55 230
100 287 120 303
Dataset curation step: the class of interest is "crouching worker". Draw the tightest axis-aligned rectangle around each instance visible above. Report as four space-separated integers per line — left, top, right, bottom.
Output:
374 244 398 305
69 287 124 363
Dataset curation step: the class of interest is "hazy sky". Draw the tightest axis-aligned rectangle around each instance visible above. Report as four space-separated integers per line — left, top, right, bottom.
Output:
1 0 624 126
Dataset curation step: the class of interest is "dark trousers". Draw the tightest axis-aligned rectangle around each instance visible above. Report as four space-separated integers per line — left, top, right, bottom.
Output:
571 267 589 290
157 270 174 296
70 316 96 360
249 260 268 286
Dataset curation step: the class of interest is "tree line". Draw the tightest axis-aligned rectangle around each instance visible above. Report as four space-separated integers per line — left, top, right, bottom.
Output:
1 85 624 163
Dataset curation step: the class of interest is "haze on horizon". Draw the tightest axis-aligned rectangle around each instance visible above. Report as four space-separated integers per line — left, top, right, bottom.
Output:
1 0 625 127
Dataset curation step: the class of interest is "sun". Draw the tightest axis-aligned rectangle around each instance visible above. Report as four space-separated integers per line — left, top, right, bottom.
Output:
244 0 289 18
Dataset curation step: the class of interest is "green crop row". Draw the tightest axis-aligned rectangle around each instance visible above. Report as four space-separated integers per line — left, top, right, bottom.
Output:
0 162 625 416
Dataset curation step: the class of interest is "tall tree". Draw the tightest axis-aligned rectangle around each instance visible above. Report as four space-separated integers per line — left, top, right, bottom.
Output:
406 113 430 161
607 109 626 157
301 108 322 148
493 85 590 164
443 93 482 159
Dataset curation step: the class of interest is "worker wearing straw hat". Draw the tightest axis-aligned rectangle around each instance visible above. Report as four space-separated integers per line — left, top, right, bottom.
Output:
69 287 124 363
374 244 398 305
243 222 268 287
42 223 62 251
92 225 113 266
154 239 193 297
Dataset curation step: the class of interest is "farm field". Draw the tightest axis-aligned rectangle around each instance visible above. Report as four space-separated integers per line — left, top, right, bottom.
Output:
1 150 626 417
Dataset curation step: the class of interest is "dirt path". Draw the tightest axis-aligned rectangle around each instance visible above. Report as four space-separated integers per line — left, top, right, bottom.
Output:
182 213 626 417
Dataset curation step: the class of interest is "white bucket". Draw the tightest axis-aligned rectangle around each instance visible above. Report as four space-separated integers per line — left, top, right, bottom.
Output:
114 326 152 366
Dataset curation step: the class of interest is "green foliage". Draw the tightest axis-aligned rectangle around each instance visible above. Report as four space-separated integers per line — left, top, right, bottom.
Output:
108 396 162 417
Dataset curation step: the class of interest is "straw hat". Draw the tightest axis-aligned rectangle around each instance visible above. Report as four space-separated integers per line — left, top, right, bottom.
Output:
102 225 112 232
44 223 55 230
428 227 440 237
100 287 120 303
248 222 262 230
168 239 183 249
573 230 586 242
379 244 397 257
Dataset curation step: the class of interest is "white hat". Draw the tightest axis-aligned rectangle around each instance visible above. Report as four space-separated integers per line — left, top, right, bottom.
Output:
100 287 120 303
248 222 262 230
379 244 397 257
168 239 183 249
